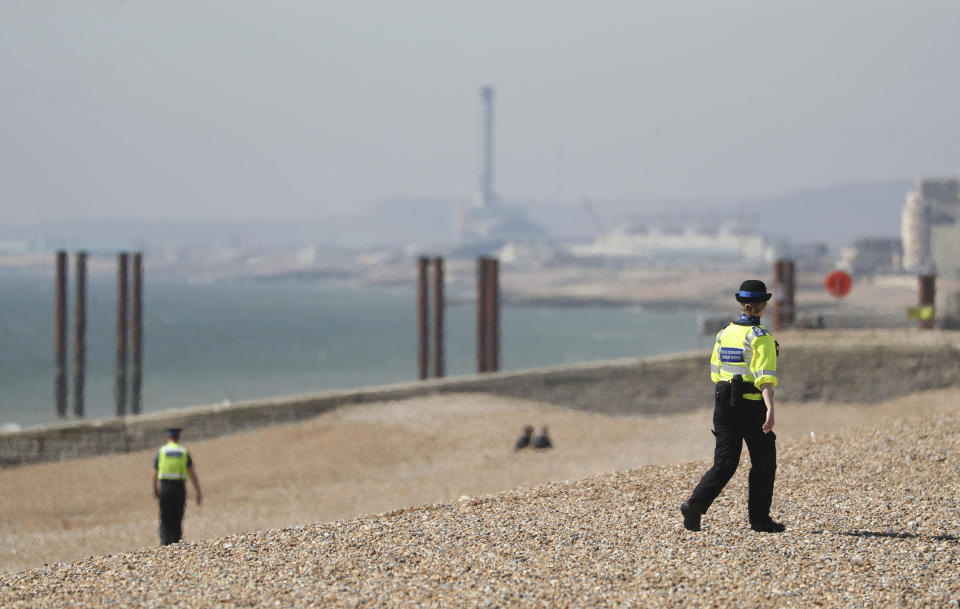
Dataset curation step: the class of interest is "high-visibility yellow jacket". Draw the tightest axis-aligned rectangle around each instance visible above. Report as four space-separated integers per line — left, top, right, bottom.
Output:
710 322 778 400
156 442 191 481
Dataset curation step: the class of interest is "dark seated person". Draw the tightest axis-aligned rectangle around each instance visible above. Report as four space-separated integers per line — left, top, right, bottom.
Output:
532 426 552 450
515 425 534 451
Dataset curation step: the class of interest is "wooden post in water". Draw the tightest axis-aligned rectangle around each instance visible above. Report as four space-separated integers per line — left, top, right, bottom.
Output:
416 256 430 380
919 274 936 330
72 251 87 418
476 257 488 373
483 258 500 373
131 252 143 415
115 252 129 416
431 256 445 378
54 250 68 418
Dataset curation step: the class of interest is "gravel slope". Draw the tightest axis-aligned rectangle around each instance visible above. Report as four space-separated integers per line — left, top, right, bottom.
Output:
3 389 959 575
2 407 958 608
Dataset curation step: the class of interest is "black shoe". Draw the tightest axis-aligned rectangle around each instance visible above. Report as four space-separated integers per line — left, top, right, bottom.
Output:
750 518 785 533
680 501 703 532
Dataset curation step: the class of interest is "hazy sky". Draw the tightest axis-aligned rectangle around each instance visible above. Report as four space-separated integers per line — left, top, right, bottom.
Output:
2 1 959 224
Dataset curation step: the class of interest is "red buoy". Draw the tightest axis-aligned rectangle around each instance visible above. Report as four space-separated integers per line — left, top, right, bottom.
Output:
824 270 852 298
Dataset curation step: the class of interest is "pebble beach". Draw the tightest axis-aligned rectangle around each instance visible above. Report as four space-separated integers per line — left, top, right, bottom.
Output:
1 387 959 607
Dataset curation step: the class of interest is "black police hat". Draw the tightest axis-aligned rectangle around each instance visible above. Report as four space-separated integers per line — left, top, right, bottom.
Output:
735 279 772 303
165 428 182 436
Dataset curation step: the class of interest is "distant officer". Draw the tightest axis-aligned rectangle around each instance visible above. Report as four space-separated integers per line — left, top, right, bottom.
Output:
532 426 553 450
680 280 785 533
514 425 534 451
153 428 202 545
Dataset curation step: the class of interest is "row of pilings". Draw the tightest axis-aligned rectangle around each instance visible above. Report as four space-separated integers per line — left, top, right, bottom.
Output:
51 253 942 414
416 257 942 382
54 250 144 419
416 256 500 381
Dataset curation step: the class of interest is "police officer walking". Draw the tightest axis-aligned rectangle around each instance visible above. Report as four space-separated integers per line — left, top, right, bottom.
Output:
680 280 785 533
153 428 202 545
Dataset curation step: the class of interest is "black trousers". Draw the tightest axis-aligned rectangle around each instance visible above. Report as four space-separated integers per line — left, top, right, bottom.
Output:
688 385 777 522
158 480 186 546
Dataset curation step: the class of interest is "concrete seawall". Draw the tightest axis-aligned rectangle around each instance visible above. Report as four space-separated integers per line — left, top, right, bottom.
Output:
3 337 960 468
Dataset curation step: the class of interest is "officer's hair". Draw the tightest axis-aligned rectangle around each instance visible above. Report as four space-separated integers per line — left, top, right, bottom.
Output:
740 302 766 317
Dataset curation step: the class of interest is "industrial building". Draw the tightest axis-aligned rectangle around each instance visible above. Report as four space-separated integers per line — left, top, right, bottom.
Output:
901 177 960 276
455 86 548 256
837 237 902 277
569 223 768 266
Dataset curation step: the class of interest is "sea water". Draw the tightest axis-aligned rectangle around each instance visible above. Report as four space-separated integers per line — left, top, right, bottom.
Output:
0 270 705 428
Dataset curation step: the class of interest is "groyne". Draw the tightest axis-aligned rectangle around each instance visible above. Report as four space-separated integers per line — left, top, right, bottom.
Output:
3 333 960 467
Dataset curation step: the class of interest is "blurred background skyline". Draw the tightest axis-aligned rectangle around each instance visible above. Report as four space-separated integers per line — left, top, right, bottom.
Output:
3 1 960 427
2 1 959 234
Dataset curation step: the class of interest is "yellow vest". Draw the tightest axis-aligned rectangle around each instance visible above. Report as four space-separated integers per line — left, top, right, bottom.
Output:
156 442 190 481
710 322 779 400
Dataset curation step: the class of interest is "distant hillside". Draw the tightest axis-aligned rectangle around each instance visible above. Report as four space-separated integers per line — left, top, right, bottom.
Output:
755 180 911 247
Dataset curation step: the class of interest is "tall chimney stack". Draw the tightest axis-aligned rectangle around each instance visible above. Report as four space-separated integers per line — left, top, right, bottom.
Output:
478 85 496 208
